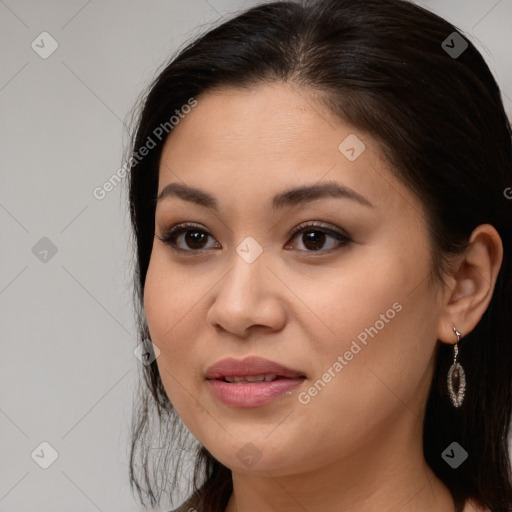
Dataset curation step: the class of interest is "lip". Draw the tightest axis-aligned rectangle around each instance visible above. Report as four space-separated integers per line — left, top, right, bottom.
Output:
205 356 306 408
205 356 305 380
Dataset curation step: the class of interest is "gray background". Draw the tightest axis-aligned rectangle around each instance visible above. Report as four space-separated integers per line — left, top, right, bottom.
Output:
1 1 511 511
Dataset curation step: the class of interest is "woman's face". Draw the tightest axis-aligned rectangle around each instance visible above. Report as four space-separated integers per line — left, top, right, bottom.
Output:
144 82 445 476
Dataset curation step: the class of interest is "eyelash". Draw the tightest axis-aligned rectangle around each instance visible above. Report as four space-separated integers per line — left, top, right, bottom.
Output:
156 221 352 255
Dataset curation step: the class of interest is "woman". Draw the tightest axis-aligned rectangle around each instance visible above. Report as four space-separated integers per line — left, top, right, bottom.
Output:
127 0 512 511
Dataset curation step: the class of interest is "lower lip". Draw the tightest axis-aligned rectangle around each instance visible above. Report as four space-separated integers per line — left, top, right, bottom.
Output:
207 378 305 408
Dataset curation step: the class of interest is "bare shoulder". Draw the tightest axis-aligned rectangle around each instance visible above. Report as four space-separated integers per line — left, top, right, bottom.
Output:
462 499 491 512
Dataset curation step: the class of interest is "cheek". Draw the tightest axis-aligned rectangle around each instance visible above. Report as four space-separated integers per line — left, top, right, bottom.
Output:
143 256 201 399
297 250 439 431
143 251 234 441
143 248 202 345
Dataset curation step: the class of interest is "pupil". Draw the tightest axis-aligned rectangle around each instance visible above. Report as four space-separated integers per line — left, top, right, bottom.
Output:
304 230 325 250
186 231 207 248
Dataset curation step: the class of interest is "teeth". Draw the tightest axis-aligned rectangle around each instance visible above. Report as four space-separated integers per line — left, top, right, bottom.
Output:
224 374 277 383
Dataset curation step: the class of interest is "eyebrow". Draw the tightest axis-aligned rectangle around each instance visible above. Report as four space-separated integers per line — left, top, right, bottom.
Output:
156 181 374 210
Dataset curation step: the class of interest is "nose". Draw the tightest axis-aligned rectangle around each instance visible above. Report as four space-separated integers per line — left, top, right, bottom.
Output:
206 247 287 339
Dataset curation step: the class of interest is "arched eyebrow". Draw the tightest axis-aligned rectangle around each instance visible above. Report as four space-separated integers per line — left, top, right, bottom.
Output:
156 181 374 210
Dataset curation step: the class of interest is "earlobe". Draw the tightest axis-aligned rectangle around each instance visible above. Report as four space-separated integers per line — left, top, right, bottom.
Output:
436 223 503 343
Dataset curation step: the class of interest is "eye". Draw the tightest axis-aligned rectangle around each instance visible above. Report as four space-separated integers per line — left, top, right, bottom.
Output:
156 221 351 254
156 222 219 252
285 221 351 252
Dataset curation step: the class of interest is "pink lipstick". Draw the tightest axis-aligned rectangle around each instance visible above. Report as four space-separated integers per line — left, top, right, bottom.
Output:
205 356 306 408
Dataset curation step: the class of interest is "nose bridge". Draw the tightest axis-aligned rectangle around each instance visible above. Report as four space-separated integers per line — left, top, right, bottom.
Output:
223 235 267 301
207 237 286 336
235 234 265 266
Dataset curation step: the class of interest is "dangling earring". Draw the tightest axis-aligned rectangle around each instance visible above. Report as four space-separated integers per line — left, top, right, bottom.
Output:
447 326 466 408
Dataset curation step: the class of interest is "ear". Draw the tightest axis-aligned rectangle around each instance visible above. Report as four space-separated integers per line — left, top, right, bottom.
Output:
437 224 503 343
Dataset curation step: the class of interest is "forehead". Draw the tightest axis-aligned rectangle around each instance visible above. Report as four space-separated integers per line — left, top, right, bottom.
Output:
157 82 420 222
162 82 358 159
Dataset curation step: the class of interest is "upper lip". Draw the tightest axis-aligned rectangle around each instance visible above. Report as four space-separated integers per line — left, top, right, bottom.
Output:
205 356 306 380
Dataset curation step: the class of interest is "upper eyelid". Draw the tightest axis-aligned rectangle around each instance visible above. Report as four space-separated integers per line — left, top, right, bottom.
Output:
159 220 347 237
289 221 349 236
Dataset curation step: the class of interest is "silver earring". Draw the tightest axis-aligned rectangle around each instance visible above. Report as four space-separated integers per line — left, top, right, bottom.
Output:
447 326 466 408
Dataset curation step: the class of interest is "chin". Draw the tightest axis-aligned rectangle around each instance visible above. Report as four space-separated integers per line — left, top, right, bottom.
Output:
204 435 306 475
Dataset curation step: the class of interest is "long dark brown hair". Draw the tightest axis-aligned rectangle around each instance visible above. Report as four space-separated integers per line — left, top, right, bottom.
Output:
126 1 512 510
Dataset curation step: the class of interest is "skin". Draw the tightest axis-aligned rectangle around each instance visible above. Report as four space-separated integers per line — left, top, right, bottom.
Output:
143 82 502 512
